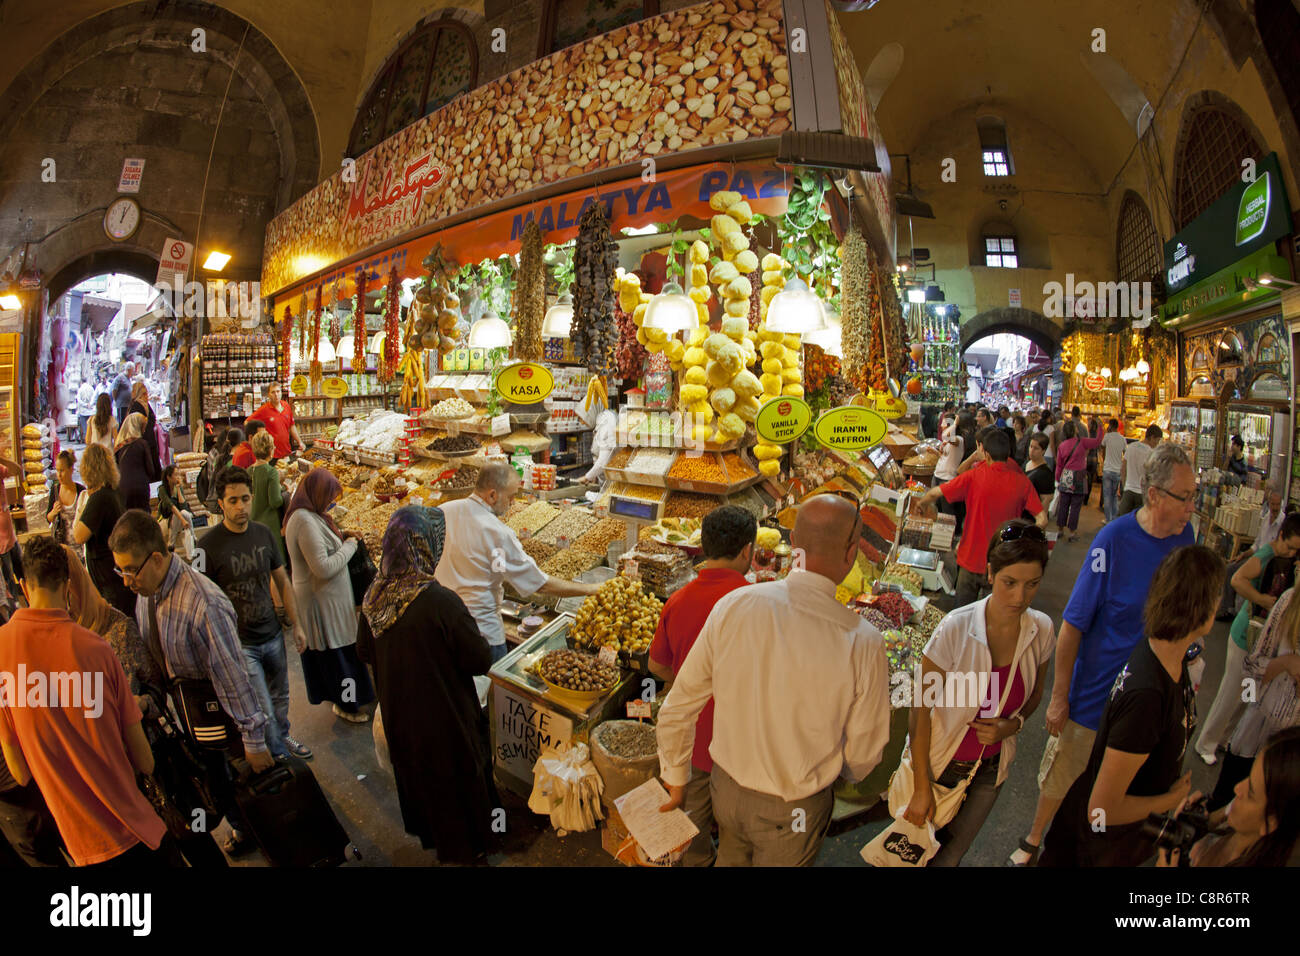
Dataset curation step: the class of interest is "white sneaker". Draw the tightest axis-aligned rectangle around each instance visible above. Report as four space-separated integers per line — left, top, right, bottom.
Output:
1197 749 1218 766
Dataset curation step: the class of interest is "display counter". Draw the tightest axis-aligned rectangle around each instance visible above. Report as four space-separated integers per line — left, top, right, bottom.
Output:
489 614 640 799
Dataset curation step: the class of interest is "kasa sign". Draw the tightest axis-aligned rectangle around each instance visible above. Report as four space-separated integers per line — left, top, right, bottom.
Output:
496 363 553 404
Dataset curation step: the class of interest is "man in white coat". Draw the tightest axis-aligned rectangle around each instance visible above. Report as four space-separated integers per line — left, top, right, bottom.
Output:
655 494 892 866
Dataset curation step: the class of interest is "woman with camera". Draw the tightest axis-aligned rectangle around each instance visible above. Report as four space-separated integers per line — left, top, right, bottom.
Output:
1039 545 1225 867
1157 726 1300 866
901 519 1056 865
1207 583 1300 811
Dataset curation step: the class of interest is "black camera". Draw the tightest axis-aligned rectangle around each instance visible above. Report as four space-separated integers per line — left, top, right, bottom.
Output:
1141 800 1211 866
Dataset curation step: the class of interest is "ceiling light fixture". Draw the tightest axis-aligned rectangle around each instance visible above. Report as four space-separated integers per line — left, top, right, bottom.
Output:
202 251 231 272
643 282 699 332
765 278 828 333
541 294 574 338
468 314 512 348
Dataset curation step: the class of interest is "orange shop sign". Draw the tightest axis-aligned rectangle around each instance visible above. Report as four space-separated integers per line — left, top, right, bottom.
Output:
1084 373 1106 392
271 160 791 310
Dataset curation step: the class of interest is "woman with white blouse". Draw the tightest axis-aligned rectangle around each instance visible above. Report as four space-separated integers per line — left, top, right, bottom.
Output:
901 519 1056 865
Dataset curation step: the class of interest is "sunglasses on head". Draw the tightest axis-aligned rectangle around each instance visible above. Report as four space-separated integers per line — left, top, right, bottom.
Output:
999 524 1047 543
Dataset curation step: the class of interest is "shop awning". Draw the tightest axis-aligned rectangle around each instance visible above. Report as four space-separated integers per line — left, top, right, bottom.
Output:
80 295 121 334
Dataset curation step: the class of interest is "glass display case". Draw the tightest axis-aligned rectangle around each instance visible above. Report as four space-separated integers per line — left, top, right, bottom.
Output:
1170 399 1218 471
1224 402 1288 484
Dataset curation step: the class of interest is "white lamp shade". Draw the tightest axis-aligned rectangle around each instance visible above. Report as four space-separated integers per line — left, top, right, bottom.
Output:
766 278 827 333
369 331 385 353
802 308 841 353
468 315 512 348
1101 367 1111 379
542 296 574 338
1074 361 1087 374
644 282 698 332
315 339 336 363
337 334 354 358
1136 360 1150 375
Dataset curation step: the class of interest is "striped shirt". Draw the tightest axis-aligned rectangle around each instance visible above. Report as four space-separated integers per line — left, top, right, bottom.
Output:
136 555 268 752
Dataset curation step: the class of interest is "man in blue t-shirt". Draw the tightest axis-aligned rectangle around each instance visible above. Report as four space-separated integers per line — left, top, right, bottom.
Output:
1008 442 1197 866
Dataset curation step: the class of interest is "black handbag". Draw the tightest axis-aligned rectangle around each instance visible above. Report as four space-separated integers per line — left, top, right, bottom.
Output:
348 538 377 606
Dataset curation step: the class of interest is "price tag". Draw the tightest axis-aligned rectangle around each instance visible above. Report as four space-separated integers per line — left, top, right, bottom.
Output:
626 699 652 720
519 528 532 540
491 413 511 435
622 559 640 580
598 645 618 667
556 535 571 550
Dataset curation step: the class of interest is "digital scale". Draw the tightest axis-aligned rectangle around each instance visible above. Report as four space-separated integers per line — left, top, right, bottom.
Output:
896 547 953 594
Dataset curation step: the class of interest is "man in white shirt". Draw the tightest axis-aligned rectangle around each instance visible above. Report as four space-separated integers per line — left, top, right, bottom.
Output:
1248 489 1286 555
1116 424 1160 516
656 494 891 866
75 379 96 441
436 463 599 662
1098 418 1127 524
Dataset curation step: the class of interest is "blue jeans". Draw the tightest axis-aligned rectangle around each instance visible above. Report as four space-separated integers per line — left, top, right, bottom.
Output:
489 642 509 664
1102 472 1121 522
243 634 290 756
78 415 90 441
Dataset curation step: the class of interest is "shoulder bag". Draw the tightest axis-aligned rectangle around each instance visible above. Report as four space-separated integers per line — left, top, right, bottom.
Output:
347 537 377 606
861 635 1029 867
1056 439 1087 494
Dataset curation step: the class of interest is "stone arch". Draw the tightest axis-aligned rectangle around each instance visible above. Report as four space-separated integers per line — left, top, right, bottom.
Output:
1171 90 1270 228
46 249 160 306
0 1 320 212
960 307 1063 357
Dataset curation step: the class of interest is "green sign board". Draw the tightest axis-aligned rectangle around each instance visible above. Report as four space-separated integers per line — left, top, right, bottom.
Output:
1161 247 1294 326
1164 152 1292 295
755 396 812 445
813 405 888 451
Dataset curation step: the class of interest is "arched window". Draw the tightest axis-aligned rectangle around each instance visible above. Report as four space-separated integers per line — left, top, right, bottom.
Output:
1258 0 1300 138
1115 192 1161 284
1173 102 1264 228
349 19 478 158
538 0 660 57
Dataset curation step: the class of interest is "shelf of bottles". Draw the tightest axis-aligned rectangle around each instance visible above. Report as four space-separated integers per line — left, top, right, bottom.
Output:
201 332 279 420
914 305 963 405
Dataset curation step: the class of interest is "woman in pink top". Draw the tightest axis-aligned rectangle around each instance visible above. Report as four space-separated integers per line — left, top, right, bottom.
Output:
1053 421 1103 541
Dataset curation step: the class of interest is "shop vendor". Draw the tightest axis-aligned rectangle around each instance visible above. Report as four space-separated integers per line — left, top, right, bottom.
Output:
251 381 305 460
436 463 601 662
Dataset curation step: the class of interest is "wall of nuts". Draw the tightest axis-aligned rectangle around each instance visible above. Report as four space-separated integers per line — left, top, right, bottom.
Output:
263 0 791 295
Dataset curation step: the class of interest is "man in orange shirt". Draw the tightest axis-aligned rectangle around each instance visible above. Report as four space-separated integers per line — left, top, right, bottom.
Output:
0 536 181 867
649 505 756 866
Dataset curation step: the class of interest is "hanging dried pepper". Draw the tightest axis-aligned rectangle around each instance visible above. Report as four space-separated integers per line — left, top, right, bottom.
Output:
279 304 293 384
297 291 308 357
309 285 323 391
380 266 401 384
329 280 343 350
353 268 368 375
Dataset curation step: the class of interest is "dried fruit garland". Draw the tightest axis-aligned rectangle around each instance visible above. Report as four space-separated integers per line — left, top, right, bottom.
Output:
279 304 293 384
572 202 618 408
613 305 647 381
379 267 401 384
804 344 840 395
353 268 368 375
328 281 343 350
309 285 323 390
513 221 545 362
297 291 308 356
840 229 870 383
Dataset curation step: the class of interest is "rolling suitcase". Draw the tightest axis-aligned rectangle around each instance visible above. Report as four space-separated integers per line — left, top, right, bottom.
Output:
233 755 359 866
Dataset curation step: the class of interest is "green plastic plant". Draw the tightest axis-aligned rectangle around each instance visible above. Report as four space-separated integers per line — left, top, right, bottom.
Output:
776 168 840 312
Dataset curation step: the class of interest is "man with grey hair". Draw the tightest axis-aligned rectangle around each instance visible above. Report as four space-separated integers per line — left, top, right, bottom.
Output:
1009 441 1196 865
656 494 891 865
435 463 599 662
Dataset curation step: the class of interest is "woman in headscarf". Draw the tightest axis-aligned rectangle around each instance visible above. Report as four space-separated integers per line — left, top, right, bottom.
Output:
284 467 374 723
114 412 160 511
355 506 497 865
128 381 161 476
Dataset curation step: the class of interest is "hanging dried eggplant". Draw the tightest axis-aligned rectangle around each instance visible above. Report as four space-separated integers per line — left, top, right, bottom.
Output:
840 229 870 383
572 202 618 402
513 221 545 362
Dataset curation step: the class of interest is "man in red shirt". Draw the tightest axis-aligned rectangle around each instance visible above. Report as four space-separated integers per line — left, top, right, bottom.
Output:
250 382 304 460
0 536 181 867
917 427 1047 608
649 505 755 866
